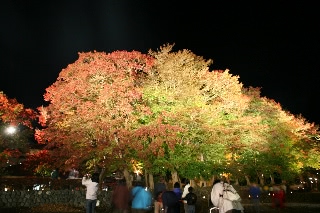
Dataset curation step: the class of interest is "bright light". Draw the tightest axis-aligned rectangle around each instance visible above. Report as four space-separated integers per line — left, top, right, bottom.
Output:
6 126 16 134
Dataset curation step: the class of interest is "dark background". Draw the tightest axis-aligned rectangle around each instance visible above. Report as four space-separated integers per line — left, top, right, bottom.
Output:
1 1 319 124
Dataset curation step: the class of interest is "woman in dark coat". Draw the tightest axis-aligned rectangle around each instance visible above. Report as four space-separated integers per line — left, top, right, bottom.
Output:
112 179 130 213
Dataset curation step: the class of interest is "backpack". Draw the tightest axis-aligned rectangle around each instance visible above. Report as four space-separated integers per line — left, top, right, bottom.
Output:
187 193 197 205
223 184 241 202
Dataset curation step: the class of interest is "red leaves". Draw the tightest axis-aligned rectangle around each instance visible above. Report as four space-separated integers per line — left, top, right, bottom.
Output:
0 91 37 128
36 51 156 167
0 149 22 167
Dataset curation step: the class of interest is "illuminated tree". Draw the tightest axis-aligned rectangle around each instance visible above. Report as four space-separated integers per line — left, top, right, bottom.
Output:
144 44 319 185
36 45 320 187
0 91 37 175
22 150 52 176
142 44 252 183
227 87 320 184
36 51 155 181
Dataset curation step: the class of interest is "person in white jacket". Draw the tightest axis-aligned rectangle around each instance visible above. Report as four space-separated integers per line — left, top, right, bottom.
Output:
210 179 244 213
181 179 190 213
82 173 99 213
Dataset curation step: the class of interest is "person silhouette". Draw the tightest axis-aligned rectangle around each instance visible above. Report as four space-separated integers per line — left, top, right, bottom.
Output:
82 173 100 213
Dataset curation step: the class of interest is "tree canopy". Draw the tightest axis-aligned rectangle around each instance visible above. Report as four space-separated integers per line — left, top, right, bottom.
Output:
4 44 318 184
0 91 37 174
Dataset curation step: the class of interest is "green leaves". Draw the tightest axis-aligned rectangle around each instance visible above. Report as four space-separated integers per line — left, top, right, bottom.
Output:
31 45 319 183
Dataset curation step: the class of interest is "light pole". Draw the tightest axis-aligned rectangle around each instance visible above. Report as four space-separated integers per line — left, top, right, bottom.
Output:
309 177 313 191
315 178 318 191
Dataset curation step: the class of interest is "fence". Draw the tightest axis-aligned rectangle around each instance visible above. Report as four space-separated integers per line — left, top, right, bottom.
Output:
0 176 112 210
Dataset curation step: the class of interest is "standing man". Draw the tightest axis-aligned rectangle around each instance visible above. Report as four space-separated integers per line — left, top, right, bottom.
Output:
82 173 100 213
50 168 59 189
154 176 167 213
181 179 190 213
249 182 261 213
131 181 152 213
183 187 197 213
272 184 285 209
112 178 130 213
162 190 180 213
51 168 59 179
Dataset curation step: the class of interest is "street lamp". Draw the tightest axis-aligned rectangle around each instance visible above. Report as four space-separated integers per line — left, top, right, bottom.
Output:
315 178 318 191
309 177 313 191
5 125 16 134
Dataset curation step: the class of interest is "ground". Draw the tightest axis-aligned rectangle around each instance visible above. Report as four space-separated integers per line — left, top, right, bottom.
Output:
2 203 320 213
1 191 320 213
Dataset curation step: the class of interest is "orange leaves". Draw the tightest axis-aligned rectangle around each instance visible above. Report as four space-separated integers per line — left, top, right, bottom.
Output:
0 91 37 128
34 129 46 144
131 121 182 160
23 150 51 173
44 51 154 117
37 50 156 167
33 45 320 178
1 148 22 158
0 91 37 173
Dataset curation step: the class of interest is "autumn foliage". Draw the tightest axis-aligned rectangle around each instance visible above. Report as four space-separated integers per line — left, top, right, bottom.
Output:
36 50 158 171
0 91 36 128
2 44 317 184
0 91 37 174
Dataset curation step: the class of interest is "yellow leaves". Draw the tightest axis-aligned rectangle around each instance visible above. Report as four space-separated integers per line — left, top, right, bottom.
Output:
32 45 320 178
145 48 251 137
200 69 248 115
148 44 212 97
55 120 71 129
297 161 304 169
225 153 232 160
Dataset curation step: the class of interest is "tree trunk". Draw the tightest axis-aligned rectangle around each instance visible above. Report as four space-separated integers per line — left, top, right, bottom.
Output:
190 179 195 187
144 169 148 188
209 176 215 186
149 173 154 190
99 167 106 190
270 175 275 185
244 175 250 186
199 179 207 187
259 175 265 186
234 178 239 185
171 171 179 184
123 168 132 189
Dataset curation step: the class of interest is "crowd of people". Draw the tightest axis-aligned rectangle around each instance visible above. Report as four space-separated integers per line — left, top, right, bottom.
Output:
52 167 200 213
80 173 199 213
50 167 80 179
53 169 287 213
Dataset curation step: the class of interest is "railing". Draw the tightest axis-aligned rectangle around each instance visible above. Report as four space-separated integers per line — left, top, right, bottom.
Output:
0 176 117 191
0 176 83 191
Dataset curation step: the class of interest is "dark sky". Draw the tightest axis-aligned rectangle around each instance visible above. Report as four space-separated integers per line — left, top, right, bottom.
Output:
1 1 319 124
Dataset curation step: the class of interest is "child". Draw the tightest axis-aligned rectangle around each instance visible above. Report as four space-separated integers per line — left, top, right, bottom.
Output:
184 186 197 213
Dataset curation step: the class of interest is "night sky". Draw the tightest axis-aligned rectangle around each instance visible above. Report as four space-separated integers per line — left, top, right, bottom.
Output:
1 1 319 124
